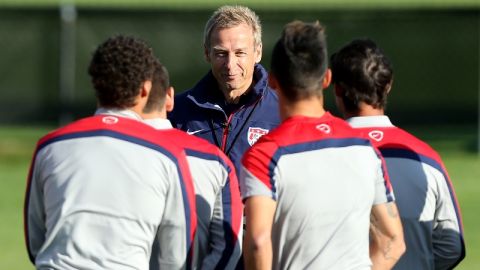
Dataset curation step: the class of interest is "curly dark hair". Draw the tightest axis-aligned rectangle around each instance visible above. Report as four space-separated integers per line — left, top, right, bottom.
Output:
88 35 159 108
330 38 393 113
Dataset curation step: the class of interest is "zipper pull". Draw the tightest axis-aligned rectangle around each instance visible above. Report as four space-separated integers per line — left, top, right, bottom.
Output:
221 122 230 132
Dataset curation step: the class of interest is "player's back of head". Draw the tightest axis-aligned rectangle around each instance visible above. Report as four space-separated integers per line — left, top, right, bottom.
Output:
88 35 160 109
144 61 170 114
270 20 328 101
330 38 393 113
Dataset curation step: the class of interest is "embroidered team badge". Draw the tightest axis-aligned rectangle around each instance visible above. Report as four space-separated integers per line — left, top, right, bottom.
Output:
316 123 331 134
247 127 269 146
102 116 119 125
368 130 384 142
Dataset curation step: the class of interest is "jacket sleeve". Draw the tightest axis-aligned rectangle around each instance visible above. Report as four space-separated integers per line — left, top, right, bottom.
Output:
432 167 465 270
201 159 243 270
24 152 46 264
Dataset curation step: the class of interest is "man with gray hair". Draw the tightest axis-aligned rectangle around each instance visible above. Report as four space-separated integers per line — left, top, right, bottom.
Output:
169 5 280 177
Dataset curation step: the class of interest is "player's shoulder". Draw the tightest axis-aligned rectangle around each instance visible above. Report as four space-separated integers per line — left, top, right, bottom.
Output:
243 126 280 163
38 115 149 143
328 113 363 135
163 129 214 151
388 127 437 153
270 112 363 141
396 127 443 161
167 129 237 177
41 115 188 154
363 126 442 162
164 128 233 162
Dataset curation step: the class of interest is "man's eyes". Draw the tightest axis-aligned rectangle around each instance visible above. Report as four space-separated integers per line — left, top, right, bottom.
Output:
214 51 247 57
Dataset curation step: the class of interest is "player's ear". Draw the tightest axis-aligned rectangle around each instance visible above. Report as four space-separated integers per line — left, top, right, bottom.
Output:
334 84 343 97
136 80 152 111
322 69 332 90
386 79 393 94
141 80 152 98
165 86 175 112
268 72 279 92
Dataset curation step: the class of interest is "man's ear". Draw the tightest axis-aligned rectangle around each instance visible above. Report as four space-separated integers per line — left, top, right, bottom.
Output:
322 69 332 90
255 44 263 63
204 45 211 63
165 86 175 112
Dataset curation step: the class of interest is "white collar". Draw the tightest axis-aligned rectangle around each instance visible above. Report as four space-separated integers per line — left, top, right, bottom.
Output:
94 108 143 121
347 115 395 128
143 118 173 130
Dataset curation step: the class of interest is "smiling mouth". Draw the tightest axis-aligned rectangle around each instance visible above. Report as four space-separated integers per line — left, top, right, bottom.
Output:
225 74 237 80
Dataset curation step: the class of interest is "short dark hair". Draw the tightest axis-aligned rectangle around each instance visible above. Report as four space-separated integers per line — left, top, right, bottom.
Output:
143 61 170 113
270 20 328 101
330 38 393 113
88 35 159 108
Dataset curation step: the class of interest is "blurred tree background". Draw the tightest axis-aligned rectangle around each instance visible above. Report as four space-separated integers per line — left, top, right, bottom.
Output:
0 1 478 133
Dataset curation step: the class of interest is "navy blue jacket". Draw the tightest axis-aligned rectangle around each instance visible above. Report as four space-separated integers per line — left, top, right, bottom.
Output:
169 64 281 176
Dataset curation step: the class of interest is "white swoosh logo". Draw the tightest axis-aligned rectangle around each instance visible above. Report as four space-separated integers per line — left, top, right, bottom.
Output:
186 129 204 135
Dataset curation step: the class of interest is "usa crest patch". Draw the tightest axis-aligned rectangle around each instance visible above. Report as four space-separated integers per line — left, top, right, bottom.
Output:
247 127 269 146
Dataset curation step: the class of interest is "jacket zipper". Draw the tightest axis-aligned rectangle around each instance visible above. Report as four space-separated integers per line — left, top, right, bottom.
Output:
221 113 235 152
219 96 263 154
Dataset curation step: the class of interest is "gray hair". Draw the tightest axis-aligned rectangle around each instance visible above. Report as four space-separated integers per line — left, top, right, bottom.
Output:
203 5 262 52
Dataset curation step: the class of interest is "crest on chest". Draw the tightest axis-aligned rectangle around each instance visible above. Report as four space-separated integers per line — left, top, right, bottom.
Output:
247 127 269 146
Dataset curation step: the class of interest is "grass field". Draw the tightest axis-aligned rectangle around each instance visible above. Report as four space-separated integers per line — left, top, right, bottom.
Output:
0 125 478 269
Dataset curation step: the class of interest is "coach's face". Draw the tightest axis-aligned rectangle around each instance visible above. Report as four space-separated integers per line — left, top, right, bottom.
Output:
205 23 262 97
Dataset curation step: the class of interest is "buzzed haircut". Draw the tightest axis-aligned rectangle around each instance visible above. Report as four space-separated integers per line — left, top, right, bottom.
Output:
88 35 159 109
330 38 393 113
270 21 328 101
143 61 170 114
204 5 262 51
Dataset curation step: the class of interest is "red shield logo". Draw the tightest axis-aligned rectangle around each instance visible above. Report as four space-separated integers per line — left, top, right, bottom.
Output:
368 130 384 142
316 123 331 134
102 116 119 125
247 127 269 146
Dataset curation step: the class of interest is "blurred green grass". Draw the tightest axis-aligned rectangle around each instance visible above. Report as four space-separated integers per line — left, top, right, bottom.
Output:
0 125 478 269
0 126 50 270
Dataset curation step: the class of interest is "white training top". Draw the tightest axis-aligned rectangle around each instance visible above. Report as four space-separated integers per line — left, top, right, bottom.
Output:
24 109 197 270
348 115 465 270
240 113 394 270
144 118 243 270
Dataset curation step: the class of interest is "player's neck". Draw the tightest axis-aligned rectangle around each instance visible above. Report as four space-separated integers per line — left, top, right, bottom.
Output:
346 103 384 118
141 109 167 120
281 96 325 120
130 92 150 118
